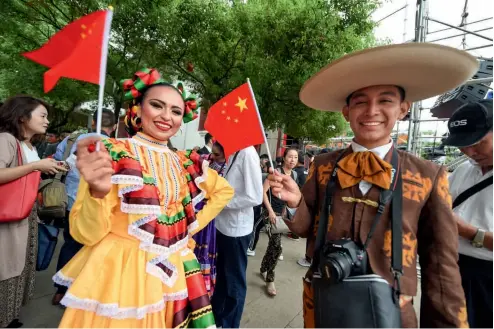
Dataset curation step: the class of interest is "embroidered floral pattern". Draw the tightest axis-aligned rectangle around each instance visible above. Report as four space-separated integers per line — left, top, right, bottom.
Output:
317 162 333 186
382 230 417 267
307 162 316 181
402 170 432 203
457 304 469 328
436 170 453 207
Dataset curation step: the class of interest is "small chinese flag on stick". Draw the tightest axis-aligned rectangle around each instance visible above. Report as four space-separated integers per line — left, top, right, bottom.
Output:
205 81 267 159
22 9 113 93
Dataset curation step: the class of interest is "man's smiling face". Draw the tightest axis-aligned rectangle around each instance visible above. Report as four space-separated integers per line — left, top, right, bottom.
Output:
342 85 410 149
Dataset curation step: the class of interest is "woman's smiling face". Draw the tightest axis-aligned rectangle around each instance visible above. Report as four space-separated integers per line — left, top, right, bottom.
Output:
137 85 185 141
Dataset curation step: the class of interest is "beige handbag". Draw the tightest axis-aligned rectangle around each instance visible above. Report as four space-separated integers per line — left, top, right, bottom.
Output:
268 208 290 235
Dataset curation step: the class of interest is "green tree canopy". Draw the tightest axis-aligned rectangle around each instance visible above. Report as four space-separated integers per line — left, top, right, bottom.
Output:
0 0 379 142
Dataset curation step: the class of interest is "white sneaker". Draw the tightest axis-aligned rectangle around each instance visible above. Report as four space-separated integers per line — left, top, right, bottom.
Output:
278 254 284 261
247 248 255 257
266 282 277 296
297 257 311 267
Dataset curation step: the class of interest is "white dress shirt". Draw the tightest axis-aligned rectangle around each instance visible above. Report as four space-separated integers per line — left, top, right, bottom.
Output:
215 146 263 237
449 161 493 261
350 141 393 195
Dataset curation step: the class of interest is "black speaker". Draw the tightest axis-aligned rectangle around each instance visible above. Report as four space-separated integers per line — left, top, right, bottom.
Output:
430 58 492 119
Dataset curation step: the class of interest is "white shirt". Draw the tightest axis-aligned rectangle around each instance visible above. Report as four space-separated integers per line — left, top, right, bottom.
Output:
351 141 393 195
205 145 212 153
21 142 40 163
449 161 493 261
215 146 263 237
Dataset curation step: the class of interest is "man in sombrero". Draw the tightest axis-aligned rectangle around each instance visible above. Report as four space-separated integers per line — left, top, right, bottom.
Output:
268 43 479 328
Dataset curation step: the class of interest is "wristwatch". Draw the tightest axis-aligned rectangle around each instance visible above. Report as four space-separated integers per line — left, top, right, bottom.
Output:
471 229 486 248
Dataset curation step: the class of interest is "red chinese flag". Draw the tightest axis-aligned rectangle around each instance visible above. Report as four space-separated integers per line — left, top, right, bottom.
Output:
22 10 110 92
205 83 265 158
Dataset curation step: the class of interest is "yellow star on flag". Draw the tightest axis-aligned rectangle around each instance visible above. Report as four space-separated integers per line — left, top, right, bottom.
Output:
234 118 239 123
227 116 231 120
235 97 248 112
223 102 227 107
221 110 226 115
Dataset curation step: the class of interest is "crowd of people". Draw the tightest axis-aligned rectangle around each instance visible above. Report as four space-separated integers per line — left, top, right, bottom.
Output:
0 42 491 329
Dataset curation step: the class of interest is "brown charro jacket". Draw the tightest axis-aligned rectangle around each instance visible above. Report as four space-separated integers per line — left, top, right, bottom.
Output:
287 147 468 328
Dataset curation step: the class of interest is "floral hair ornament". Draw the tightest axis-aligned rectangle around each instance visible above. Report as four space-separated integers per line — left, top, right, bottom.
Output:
121 68 200 135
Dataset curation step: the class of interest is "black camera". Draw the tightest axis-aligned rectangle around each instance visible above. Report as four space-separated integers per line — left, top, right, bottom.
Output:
319 239 368 283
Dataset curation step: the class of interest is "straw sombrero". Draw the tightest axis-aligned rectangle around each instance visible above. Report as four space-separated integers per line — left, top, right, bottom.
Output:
299 43 479 112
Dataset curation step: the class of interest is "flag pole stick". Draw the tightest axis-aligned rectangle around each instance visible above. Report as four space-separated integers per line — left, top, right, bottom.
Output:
246 78 276 170
95 8 113 150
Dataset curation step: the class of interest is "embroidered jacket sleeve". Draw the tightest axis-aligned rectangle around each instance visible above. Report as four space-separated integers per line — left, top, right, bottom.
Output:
417 166 468 328
286 160 320 238
69 178 118 246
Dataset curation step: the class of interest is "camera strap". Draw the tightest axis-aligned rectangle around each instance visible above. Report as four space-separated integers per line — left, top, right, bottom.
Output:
311 146 403 295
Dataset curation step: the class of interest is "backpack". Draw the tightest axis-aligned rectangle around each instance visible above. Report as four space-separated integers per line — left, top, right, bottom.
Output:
37 133 80 220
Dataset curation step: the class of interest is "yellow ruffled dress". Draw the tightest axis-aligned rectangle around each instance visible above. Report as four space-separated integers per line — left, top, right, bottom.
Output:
53 133 234 328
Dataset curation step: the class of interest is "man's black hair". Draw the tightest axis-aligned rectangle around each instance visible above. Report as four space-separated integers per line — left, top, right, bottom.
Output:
345 86 406 106
93 108 116 128
205 133 213 144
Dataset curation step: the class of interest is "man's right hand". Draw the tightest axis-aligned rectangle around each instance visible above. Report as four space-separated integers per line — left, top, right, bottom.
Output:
267 167 302 208
76 136 114 199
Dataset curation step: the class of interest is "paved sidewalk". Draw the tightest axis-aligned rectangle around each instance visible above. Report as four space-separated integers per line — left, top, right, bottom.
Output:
19 231 420 328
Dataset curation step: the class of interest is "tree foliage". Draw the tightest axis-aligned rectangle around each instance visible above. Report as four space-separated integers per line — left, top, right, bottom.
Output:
0 0 379 142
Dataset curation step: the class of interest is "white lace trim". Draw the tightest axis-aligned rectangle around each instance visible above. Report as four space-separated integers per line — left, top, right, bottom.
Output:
146 256 179 288
111 175 144 189
121 201 161 215
60 290 188 320
191 163 208 208
139 235 189 260
130 138 173 153
187 220 200 234
52 271 74 288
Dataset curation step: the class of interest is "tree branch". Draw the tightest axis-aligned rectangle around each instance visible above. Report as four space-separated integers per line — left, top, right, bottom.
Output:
217 37 243 83
26 2 63 30
46 0 72 22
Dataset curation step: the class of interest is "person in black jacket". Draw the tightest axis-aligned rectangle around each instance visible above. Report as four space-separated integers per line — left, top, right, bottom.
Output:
197 133 213 155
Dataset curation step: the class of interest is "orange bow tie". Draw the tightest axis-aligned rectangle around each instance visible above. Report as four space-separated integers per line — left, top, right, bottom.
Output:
337 151 392 190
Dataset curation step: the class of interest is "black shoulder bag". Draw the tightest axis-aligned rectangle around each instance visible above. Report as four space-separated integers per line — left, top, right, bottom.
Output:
312 148 403 328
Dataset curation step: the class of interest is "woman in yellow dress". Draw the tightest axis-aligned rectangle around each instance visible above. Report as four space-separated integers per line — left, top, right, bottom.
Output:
52 68 234 328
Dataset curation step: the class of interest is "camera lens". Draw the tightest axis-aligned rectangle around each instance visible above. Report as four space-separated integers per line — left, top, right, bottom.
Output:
327 252 353 282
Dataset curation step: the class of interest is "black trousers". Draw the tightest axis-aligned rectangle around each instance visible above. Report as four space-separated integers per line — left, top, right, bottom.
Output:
54 211 83 294
458 253 493 328
249 205 264 251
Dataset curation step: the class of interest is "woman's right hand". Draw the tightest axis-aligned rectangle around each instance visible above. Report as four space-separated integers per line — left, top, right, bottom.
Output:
268 210 277 225
76 136 114 199
33 158 68 175
267 167 302 208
